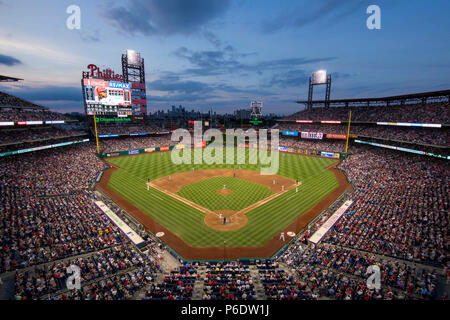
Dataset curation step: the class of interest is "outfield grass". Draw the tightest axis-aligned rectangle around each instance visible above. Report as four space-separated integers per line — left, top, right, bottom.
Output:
107 148 339 247
177 176 273 211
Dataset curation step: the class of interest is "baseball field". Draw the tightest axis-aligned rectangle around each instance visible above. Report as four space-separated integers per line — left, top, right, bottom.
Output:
97 148 349 260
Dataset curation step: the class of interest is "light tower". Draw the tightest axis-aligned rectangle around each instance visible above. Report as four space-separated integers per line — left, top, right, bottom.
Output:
307 70 331 110
122 49 147 117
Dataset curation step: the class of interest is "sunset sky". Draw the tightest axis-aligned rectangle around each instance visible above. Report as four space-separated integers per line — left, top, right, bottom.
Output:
0 0 449 115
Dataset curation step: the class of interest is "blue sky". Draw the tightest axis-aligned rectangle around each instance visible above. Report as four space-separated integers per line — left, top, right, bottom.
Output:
0 0 449 115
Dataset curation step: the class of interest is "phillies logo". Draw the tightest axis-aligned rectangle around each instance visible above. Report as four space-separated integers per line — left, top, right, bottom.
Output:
87 64 124 81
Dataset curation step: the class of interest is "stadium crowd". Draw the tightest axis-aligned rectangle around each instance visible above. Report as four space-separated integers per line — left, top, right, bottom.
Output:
285 101 450 123
99 135 174 153
14 243 158 300
1 92 45 110
0 94 448 300
279 137 346 153
202 262 256 300
279 123 449 146
0 110 70 123
0 127 86 145
142 263 198 300
0 192 129 273
259 267 315 300
0 143 103 196
280 243 439 300
322 147 448 266
95 124 166 135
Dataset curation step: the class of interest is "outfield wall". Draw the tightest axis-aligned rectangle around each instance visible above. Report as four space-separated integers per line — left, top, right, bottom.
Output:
98 141 346 159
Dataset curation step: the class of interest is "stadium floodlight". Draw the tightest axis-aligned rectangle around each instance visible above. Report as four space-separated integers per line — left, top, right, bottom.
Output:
307 70 332 109
126 49 141 66
311 70 327 85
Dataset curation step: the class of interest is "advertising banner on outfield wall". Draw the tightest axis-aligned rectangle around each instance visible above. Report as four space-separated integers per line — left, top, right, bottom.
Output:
194 141 206 148
321 151 340 159
159 146 170 151
282 130 298 136
175 144 185 150
301 131 323 140
326 133 347 140
145 147 155 153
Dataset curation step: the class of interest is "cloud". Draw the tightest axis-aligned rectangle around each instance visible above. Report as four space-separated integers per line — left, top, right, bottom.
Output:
266 70 310 88
173 46 242 76
0 53 22 66
202 31 222 48
147 77 275 106
262 0 368 33
100 0 232 37
0 37 82 66
149 79 214 94
173 46 336 77
150 93 219 102
331 72 352 80
76 30 100 43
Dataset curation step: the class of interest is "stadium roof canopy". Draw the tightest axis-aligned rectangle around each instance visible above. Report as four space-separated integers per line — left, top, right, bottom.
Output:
0 75 23 82
296 89 450 108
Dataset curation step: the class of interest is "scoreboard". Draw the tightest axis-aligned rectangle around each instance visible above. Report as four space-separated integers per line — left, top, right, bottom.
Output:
83 79 132 116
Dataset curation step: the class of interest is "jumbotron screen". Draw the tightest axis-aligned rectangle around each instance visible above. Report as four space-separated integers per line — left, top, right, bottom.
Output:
83 79 132 116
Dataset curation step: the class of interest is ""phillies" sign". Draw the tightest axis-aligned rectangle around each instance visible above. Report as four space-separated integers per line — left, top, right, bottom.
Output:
86 64 124 81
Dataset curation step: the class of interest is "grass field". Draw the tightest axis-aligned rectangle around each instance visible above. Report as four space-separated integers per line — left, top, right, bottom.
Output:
177 176 273 211
107 148 339 247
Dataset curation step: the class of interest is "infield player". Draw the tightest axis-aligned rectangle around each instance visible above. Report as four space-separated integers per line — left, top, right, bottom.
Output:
280 232 285 241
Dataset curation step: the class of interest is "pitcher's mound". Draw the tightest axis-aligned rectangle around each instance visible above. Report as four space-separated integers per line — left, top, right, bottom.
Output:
217 189 233 196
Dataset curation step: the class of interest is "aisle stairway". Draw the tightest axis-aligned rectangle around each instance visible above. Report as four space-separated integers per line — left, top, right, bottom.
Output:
249 265 266 300
191 265 206 300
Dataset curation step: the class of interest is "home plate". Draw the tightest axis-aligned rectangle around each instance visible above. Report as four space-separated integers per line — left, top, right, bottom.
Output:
156 232 165 237
287 232 295 237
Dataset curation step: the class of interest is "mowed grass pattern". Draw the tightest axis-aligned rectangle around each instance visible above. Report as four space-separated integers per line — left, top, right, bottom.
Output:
177 177 273 211
107 149 339 247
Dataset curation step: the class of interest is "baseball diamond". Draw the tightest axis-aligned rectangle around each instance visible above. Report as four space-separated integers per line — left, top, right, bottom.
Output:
96 148 350 259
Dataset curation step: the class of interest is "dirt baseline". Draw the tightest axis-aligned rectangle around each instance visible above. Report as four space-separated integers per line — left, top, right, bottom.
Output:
96 159 351 260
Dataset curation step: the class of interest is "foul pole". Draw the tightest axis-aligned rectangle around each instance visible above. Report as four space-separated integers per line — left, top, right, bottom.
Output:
345 110 352 154
93 109 100 154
